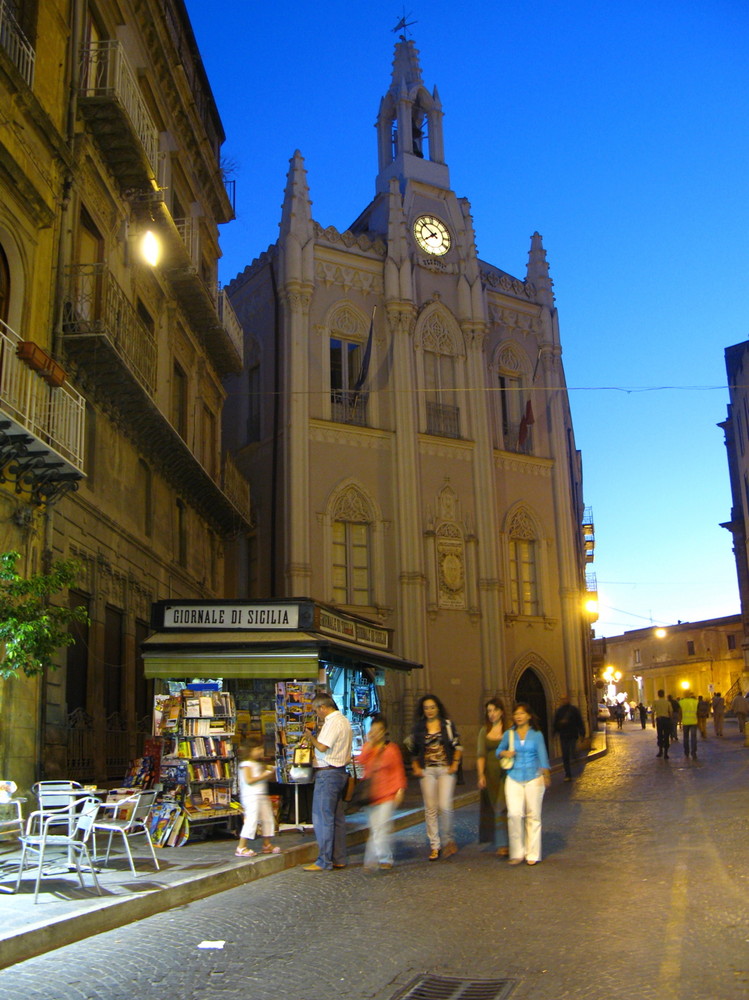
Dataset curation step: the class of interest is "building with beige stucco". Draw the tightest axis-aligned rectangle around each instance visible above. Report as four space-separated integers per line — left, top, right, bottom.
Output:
0 0 249 792
223 36 593 760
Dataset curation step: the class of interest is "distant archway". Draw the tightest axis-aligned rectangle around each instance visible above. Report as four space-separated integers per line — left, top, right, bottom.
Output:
515 667 549 747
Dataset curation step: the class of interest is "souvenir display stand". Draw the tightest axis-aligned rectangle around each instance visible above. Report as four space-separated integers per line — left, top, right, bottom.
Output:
274 681 317 832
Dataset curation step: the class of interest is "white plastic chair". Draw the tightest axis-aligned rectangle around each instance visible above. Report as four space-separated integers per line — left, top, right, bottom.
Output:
93 789 160 875
16 795 102 903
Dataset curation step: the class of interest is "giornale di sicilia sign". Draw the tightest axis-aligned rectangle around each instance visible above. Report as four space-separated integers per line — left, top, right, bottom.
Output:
152 600 391 652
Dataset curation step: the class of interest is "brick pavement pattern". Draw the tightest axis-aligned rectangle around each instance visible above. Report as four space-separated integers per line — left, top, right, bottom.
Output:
1 724 749 1000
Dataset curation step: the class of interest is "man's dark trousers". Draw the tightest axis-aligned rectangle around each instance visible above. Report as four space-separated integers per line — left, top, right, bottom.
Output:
656 717 671 756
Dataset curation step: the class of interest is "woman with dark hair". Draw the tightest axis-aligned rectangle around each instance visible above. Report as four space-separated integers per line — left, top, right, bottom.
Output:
497 702 551 866
410 694 462 861
476 697 508 856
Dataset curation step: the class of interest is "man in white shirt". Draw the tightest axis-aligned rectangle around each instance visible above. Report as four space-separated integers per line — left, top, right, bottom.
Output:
301 693 353 871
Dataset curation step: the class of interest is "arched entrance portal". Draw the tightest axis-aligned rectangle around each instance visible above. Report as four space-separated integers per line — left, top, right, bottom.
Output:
515 668 549 746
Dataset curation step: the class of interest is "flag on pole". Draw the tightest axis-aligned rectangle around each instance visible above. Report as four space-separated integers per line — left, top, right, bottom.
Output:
351 307 375 403
518 399 535 446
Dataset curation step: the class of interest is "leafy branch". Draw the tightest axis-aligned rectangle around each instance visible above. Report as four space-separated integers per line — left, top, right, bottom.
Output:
0 551 89 679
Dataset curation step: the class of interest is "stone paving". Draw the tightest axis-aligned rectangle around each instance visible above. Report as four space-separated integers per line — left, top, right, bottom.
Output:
1 722 748 1000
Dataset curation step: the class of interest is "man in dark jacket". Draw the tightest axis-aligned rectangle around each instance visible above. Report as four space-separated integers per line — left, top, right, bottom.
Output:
552 695 586 781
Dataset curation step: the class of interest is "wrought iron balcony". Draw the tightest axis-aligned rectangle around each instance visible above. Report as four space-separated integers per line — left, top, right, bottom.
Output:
139 204 243 375
0 320 85 505
78 40 159 189
222 452 251 524
331 390 368 426
426 401 460 439
0 0 34 86
63 263 157 398
61 266 249 536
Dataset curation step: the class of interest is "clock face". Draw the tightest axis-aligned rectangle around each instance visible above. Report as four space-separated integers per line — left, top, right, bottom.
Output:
413 215 451 256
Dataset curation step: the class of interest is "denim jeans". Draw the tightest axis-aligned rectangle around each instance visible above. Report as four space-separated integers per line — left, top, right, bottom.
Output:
311 768 349 868
682 724 698 758
419 765 456 850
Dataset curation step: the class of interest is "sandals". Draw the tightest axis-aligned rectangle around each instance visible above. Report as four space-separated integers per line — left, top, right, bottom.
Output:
496 847 509 857
428 849 440 861
262 846 281 854
235 848 257 857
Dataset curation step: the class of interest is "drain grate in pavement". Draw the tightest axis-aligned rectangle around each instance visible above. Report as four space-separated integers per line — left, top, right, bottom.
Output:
389 975 516 1000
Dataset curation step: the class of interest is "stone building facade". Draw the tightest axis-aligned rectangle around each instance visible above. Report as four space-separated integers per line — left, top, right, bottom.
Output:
223 38 592 760
595 615 745 707
721 340 749 678
0 0 249 791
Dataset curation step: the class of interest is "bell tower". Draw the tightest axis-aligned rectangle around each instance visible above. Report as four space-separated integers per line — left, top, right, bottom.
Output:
374 36 449 195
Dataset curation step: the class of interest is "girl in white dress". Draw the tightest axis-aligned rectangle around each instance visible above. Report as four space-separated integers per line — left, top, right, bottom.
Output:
236 740 280 857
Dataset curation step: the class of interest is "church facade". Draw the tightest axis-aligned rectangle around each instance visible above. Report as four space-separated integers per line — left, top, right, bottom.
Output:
224 38 592 758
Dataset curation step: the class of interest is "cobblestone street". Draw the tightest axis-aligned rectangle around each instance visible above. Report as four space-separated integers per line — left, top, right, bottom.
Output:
1 723 748 1000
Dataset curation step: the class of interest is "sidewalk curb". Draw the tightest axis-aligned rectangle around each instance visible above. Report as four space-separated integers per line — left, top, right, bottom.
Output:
1 737 608 971
0 792 475 971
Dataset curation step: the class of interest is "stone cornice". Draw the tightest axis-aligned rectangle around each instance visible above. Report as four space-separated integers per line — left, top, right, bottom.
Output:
494 451 553 477
313 222 386 256
418 436 474 461
309 420 392 451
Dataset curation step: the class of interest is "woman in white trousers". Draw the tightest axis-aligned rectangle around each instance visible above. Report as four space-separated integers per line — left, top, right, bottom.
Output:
498 703 551 865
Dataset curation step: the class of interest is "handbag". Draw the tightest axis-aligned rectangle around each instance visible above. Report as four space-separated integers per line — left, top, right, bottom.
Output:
343 763 357 802
350 776 372 807
499 729 515 770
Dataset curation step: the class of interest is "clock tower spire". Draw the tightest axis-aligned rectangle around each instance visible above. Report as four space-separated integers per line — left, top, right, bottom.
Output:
375 36 449 196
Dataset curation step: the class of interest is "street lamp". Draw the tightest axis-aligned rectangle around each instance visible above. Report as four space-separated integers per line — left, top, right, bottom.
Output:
139 229 162 267
654 628 667 638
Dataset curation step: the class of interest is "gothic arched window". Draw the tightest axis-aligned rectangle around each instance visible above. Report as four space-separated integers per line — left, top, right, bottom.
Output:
0 243 10 326
508 508 539 616
331 485 373 607
422 311 461 439
496 343 532 453
328 305 368 426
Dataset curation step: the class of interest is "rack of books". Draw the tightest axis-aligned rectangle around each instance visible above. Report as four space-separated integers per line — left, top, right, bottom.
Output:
153 687 238 836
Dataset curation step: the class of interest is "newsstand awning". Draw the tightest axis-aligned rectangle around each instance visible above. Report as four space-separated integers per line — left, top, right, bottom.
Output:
141 600 422 680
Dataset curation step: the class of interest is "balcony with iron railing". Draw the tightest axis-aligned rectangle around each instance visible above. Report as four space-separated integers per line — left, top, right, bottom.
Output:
0 319 85 504
0 0 34 86
331 390 368 427
63 263 158 398
62 266 250 536
222 452 251 524
138 204 243 375
426 401 460 439
78 39 159 189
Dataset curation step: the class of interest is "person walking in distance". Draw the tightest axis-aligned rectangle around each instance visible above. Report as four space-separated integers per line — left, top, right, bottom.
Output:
730 690 749 736
653 690 672 759
300 694 353 872
637 703 648 729
552 694 586 782
680 690 699 760
696 696 710 740
711 692 725 737
668 695 681 744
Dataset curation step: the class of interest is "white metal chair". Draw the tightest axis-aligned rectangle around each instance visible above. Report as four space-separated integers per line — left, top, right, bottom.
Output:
0 781 25 839
93 789 160 875
16 795 102 903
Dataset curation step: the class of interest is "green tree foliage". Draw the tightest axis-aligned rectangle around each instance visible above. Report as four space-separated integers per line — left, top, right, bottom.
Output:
0 551 89 679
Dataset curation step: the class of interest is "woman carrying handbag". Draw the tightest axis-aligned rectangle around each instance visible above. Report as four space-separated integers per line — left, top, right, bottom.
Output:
497 702 551 866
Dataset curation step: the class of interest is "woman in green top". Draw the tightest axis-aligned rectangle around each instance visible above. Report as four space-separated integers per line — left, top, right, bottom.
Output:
476 697 509 856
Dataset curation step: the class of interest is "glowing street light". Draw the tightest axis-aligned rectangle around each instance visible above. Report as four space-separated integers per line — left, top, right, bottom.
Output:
139 229 162 267
654 627 667 638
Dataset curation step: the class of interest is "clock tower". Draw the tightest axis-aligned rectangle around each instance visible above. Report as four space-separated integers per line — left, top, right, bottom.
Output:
225 35 593 754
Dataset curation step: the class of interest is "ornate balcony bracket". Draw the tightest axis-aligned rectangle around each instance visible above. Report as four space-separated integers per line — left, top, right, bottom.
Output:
0 421 81 507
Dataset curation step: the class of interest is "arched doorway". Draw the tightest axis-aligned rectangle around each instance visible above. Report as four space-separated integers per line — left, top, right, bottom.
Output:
515 667 549 746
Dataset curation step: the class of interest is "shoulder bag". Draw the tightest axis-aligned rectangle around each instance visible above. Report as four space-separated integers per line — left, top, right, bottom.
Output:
499 729 515 771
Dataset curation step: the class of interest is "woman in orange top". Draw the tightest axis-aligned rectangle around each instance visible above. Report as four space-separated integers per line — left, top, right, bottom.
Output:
357 714 407 871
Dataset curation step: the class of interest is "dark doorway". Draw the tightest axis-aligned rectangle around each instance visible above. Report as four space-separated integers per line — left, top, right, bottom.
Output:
515 667 549 746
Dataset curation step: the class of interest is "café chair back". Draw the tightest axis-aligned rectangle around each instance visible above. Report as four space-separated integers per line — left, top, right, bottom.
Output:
93 789 160 876
16 795 102 903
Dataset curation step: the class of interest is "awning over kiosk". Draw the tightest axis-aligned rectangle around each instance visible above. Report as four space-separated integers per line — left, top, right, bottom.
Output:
142 611 423 681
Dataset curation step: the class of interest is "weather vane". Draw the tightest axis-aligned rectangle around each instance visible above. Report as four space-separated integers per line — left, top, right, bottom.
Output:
392 8 417 40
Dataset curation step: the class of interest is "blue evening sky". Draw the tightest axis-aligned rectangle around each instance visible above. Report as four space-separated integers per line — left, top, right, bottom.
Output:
184 0 749 637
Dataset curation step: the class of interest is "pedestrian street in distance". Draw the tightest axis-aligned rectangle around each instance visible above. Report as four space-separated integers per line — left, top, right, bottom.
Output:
1 721 748 1000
